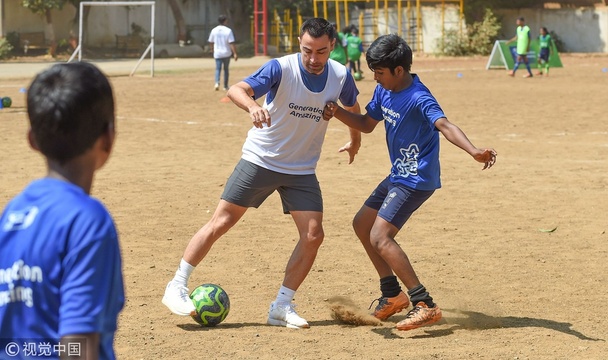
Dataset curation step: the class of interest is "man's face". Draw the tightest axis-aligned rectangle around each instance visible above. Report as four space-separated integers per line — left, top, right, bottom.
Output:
299 32 333 75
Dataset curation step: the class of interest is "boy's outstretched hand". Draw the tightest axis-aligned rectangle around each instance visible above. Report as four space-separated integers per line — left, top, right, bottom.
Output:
474 149 497 170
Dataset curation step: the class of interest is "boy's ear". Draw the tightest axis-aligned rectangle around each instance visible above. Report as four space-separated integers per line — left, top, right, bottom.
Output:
27 129 40 151
101 123 116 154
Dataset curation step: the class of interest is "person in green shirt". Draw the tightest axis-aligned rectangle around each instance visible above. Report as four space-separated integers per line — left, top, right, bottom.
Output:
536 27 553 76
346 27 364 77
506 17 533 78
329 22 348 66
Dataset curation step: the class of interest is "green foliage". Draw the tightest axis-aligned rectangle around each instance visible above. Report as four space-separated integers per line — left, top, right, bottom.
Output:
5 32 20 50
0 38 14 59
22 0 66 15
438 8 501 56
236 40 255 58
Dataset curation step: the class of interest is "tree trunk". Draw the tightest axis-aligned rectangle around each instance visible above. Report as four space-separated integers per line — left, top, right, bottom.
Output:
45 9 57 57
167 0 187 44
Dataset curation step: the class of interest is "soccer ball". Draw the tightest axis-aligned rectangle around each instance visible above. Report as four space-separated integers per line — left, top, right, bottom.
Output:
189 283 230 327
1 97 11 108
353 72 362 81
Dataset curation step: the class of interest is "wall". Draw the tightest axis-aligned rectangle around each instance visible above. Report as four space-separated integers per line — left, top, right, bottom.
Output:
0 0 242 49
349 5 464 53
2 1 76 41
496 7 608 53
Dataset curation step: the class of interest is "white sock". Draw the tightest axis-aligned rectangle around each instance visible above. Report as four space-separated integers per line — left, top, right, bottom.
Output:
275 285 295 304
172 258 195 287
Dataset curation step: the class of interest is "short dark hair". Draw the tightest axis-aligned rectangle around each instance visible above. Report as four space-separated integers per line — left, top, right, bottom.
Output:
218 14 227 24
518 17 525 22
366 34 413 73
27 62 115 164
300 17 335 41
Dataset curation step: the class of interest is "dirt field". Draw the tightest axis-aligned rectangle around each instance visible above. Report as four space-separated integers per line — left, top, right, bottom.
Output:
1 54 607 359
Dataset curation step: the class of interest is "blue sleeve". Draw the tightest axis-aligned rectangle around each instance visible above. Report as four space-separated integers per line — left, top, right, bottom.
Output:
417 93 445 128
365 85 385 121
58 202 124 337
243 59 282 100
338 72 360 107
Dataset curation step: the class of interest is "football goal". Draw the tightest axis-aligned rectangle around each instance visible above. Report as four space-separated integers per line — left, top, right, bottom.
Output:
68 1 156 77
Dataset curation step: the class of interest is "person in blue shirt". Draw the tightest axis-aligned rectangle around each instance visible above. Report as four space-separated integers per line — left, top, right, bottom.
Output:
322 34 497 331
0 62 125 359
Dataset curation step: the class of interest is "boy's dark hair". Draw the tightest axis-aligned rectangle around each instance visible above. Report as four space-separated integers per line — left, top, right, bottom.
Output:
300 17 335 41
27 62 115 164
218 14 227 24
541 26 548 33
366 34 413 73
518 17 525 22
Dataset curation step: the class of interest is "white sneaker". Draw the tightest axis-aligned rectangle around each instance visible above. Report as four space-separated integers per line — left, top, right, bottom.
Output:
214 83 219 91
267 301 309 329
162 281 196 316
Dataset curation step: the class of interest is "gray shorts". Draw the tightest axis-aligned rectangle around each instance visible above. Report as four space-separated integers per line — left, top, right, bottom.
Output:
221 159 323 213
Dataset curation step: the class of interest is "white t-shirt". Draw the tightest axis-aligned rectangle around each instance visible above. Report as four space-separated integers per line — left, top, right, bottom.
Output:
208 25 235 59
241 54 349 175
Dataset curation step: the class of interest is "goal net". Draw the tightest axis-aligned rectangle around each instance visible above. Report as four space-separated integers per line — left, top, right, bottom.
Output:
68 1 156 76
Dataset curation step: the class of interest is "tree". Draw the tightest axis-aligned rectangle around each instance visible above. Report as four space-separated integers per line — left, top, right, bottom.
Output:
22 0 67 57
167 0 187 44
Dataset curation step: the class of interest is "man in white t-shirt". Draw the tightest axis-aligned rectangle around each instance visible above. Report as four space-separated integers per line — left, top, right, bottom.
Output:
208 14 238 91
163 17 362 329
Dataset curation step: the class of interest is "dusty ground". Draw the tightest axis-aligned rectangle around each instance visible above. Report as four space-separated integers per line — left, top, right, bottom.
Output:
1 53 607 359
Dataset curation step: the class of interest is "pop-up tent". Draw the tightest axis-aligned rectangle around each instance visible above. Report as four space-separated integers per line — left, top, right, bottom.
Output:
486 40 563 70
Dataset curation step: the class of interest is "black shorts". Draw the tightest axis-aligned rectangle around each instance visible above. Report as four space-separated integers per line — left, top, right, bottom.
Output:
364 176 434 229
539 48 550 62
222 159 323 213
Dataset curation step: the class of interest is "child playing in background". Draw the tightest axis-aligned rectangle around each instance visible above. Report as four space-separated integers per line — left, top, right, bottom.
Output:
0 62 125 359
346 27 364 76
322 34 497 331
536 27 553 76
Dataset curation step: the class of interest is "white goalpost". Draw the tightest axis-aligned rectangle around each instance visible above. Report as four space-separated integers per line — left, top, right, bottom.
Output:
68 1 156 77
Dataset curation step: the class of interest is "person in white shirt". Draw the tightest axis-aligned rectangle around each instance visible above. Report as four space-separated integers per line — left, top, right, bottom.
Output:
208 14 238 91
162 17 362 329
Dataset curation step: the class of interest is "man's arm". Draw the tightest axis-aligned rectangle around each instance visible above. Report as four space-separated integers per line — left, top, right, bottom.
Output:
339 101 363 164
227 82 271 128
230 42 238 60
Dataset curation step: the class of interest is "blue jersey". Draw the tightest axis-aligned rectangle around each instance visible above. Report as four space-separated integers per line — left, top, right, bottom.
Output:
0 178 124 360
244 53 359 107
366 75 445 190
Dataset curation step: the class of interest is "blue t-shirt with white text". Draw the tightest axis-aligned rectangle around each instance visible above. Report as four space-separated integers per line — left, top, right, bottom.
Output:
0 178 124 359
366 74 445 190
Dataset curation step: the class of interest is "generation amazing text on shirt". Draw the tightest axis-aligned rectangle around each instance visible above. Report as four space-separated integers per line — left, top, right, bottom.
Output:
288 103 324 122
0 260 41 308
1 206 43 308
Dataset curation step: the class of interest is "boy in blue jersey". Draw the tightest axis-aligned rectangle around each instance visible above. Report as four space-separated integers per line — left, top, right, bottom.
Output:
0 62 125 359
163 17 362 329
323 34 496 331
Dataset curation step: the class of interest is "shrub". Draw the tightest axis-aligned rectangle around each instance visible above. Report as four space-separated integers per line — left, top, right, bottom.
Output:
0 38 14 60
437 8 501 56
